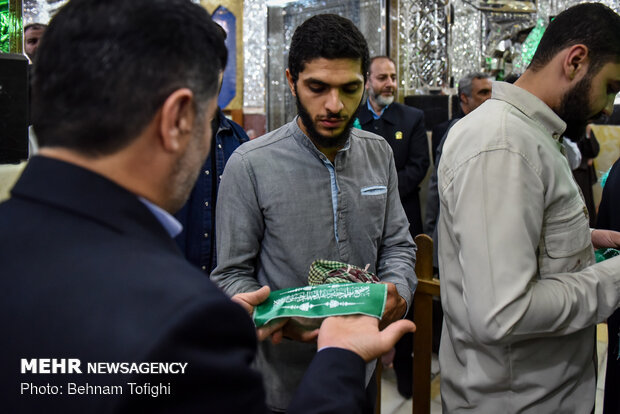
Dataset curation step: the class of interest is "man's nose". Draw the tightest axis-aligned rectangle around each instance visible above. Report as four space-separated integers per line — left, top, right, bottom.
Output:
325 89 344 114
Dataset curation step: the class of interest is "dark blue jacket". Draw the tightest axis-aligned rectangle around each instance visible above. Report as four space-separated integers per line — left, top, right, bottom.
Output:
598 157 620 414
175 109 249 274
0 156 369 413
357 101 429 236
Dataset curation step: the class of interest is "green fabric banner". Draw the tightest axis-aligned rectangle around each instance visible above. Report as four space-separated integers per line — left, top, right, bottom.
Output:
253 283 387 328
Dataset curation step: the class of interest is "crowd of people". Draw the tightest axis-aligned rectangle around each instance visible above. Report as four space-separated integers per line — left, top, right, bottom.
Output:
1 0 620 413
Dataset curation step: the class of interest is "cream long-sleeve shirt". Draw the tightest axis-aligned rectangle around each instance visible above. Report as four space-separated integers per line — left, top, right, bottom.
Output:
437 81 620 413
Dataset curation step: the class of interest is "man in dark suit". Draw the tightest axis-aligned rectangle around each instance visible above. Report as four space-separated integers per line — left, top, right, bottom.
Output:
356 56 428 399
0 1 414 413
598 157 620 414
357 56 429 238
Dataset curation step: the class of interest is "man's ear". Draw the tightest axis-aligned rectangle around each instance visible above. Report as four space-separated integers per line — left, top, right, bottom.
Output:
459 93 469 106
285 69 296 97
563 44 589 82
159 88 195 153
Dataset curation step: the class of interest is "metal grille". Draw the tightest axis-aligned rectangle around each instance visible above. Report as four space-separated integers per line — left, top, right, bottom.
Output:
398 0 448 94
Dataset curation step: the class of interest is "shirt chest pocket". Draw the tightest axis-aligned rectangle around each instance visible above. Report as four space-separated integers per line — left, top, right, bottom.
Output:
540 203 593 275
355 185 388 241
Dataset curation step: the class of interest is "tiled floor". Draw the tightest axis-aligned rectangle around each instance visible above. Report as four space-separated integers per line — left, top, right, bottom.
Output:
380 323 609 414
380 354 442 414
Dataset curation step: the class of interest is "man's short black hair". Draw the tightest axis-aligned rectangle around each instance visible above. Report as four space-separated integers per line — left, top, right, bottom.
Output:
24 23 47 33
287 14 369 84
32 0 227 156
529 3 620 74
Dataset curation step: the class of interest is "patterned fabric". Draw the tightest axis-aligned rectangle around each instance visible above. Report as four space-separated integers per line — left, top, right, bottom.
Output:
308 259 380 286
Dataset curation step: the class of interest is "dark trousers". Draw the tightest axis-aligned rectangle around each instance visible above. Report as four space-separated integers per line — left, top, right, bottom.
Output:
603 309 620 414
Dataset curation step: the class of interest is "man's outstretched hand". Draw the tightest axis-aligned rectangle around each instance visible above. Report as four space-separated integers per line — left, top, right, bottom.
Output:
231 286 319 343
318 315 415 362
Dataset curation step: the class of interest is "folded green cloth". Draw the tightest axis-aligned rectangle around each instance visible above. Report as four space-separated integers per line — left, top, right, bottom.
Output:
253 283 387 328
595 248 620 263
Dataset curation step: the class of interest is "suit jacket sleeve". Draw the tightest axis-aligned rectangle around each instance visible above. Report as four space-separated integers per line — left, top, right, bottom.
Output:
116 292 372 414
288 348 367 413
397 109 429 199
115 293 269 414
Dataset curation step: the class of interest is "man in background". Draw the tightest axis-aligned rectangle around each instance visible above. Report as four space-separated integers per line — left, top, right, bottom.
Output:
357 56 429 237
212 15 417 413
430 72 492 164
0 1 413 412
24 23 46 61
597 156 620 414
437 4 620 412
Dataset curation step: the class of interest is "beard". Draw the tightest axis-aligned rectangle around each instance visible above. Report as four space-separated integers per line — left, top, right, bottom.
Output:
557 73 605 139
368 85 395 107
295 92 360 150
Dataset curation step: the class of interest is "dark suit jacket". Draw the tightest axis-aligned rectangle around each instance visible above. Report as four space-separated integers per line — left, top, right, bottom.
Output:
430 107 464 163
598 158 620 414
0 156 367 413
357 101 429 235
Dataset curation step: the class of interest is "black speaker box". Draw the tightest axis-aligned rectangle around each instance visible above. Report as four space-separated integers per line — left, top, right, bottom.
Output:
0 53 29 164
404 94 459 131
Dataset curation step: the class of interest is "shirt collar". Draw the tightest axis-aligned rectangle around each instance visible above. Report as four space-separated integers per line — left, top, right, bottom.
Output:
491 81 566 143
367 99 389 120
139 197 183 238
290 116 351 162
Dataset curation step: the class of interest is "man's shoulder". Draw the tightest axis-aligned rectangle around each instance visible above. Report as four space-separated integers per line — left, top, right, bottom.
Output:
441 99 545 173
351 128 394 156
389 102 424 118
356 101 374 123
219 115 249 143
382 103 425 131
232 122 293 157
351 127 390 143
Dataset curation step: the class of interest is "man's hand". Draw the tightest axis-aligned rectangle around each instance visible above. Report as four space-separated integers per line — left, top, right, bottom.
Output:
380 282 407 329
231 287 319 343
260 318 319 345
318 315 415 362
591 229 620 249
231 285 271 313
231 286 281 341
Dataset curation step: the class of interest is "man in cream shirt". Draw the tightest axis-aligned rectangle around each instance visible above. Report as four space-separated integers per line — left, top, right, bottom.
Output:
437 3 620 412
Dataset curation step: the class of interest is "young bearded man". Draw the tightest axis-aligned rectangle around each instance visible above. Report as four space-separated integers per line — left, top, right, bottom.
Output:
212 14 417 413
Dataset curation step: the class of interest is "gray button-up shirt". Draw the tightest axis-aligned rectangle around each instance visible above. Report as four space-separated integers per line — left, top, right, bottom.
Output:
212 118 417 410
438 81 620 413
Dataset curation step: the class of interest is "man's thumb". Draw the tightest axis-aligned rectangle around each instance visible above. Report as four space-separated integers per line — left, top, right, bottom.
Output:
380 320 416 347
